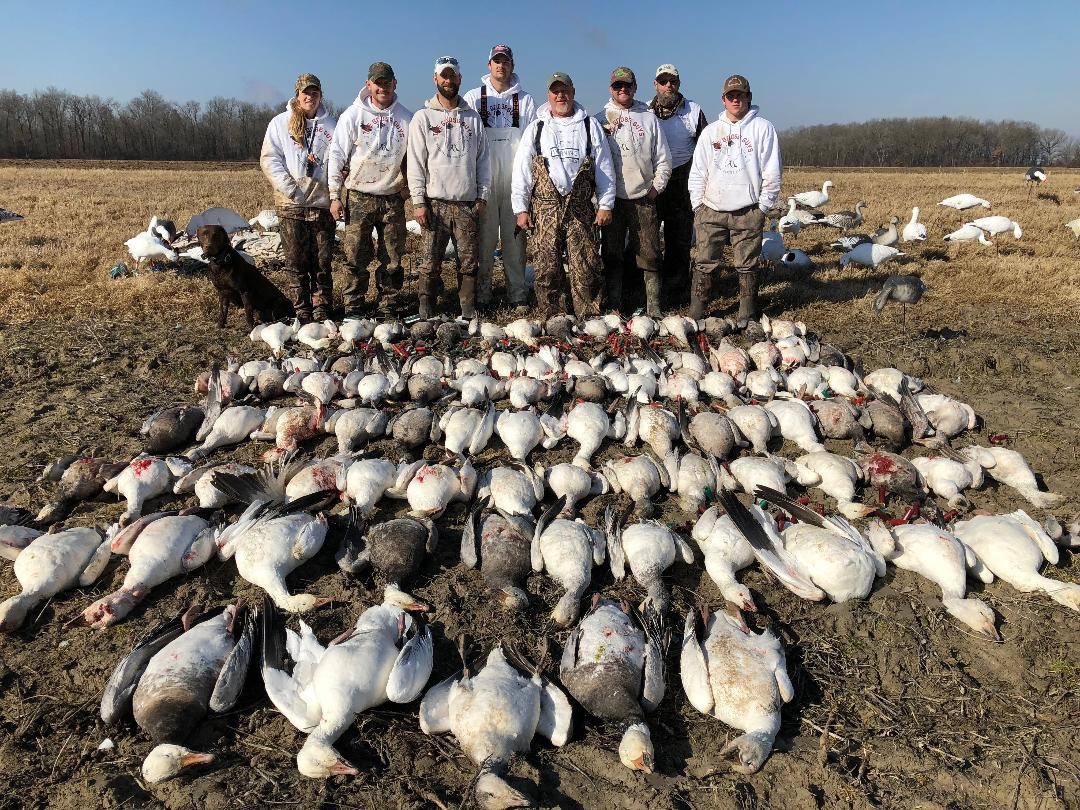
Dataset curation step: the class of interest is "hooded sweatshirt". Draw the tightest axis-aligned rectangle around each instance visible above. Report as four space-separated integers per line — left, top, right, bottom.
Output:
407 95 490 204
328 88 413 199
260 99 336 210
595 99 672 200
688 105 782 214
510 102 616 214
462 74 538 131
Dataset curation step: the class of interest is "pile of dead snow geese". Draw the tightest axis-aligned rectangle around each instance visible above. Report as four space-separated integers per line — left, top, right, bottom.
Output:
2 303 1078 801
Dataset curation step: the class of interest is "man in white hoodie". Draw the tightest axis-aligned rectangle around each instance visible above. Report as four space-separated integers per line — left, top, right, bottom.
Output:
408 56 491 320
688 74 782 325
511 72 615 320
596 66 672 316
328 62 413 317
463 44 537 312
259 73 336 322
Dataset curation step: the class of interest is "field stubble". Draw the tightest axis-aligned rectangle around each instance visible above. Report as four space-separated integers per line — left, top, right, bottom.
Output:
0 162 1078 809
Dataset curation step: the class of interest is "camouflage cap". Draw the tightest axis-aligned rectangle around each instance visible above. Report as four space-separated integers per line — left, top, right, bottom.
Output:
368 62 395 82
547 71 573 89
610 67 636 85
722 74 751 95
295 73 322 94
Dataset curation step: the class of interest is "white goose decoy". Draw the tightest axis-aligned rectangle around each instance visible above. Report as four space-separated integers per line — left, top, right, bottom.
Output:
780 249 814 271
79 514 216 628
101 603 255 783
0 527 110 631
792 180 834 209
963 445 1061 508
608 514 694 613
692 505 757 611
560 596 666 773
967 215 1022 240
869 522 1001 640
953 510 1080 612
943 224 993 246
839 243 905 269
870 216 900 246
262 586 433 778
531 499 608 625
680 605 793 774
938 194 992 211
901 207 927 242
419 645 572 810
1065 218 1080 239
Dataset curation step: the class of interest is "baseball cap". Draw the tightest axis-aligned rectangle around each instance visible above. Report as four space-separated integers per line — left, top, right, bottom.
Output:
655 64 679 79
547 72 573 89
488 44 514 62
295 73 322 94
368 62 395 82
610 67 636 85
723 74 751 95
434 56 461 76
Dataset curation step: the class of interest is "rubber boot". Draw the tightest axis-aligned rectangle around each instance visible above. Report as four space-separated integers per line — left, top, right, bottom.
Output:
688 271 709 320
643 270 662 318
606 267 623 314
418 274 435 320
736 269 760 328
458 274 477 320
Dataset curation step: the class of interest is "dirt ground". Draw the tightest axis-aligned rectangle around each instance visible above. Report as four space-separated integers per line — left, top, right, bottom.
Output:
0 164 1078 810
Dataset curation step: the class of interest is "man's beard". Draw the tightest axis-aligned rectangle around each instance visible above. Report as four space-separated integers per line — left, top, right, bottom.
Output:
438 83 459 100
657 90 679 106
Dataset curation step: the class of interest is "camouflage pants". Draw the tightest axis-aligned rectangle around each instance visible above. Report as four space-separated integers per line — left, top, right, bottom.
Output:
656 161 694 300
692 203 765 305
341 190 406 312
601 195 660 312
278 210 335 318
530 154 602 320
418 199 478 306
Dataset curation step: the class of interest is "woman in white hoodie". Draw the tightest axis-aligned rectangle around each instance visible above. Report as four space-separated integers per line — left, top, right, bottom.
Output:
260 73 337 322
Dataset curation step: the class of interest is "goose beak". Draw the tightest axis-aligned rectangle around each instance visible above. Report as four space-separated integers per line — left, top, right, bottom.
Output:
180 751 216 769
631 752 654 774
328 759 360 777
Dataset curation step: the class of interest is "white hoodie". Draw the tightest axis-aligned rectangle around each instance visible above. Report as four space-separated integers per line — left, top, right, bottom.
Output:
511 102 616 214
407 95 490 204
688 106 782 214
328 89 413 199
260 100 336 210
595 99 672 200
462 74 538 130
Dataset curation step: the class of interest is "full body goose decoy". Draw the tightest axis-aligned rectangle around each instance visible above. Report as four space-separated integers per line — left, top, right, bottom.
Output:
839 243 905 269
531 498 608 625
873 275 928 329
792 180 834 209
901 207 927 242
869 522 1000 640
938 194 992 212
953 511 1080 611
1024 165 1046 194
871 216 900 246
0 526 111 632
560 596 667 773
419 644 572 810
262 586 433 777
967 216 1022 240
820 201 867 232
943 224 994 245
608 511 694 614
462 498 535 610
101 603 256 782
680 604 793 773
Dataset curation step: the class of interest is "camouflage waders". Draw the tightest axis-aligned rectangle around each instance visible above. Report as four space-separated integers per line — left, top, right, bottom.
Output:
530 144 602 320
341 190 407 315
601 195 660 315
418 198 479 319
278 210 335 320
690 203 765 321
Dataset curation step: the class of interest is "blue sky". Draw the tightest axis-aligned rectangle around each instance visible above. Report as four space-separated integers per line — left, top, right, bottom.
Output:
4 0 1078 136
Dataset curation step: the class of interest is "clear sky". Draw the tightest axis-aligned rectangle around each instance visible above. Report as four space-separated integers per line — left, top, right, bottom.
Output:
4 0 1078 136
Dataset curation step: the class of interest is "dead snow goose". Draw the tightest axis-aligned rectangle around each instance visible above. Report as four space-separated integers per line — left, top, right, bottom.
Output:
461 499 534 610
531 499 607 625
608 514 694 614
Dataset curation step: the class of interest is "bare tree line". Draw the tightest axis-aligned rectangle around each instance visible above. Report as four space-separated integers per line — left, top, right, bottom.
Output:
1 87 1076 167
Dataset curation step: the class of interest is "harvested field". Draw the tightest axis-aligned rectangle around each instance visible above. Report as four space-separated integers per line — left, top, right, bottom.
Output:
0 161 1078 810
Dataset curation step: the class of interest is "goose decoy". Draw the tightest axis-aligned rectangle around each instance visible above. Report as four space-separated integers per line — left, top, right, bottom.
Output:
249 209 280 230
0 208 25 223
943 224 993 245
261 586 433 777
820 200 867 232
792 180 834 209
873 275 929 330
829 233 872 252
777 197 823 234
419 643 572 810
966 216 1022 240
680 604 793 774
901 207 927 242
938 194 992 212
839 243 905 269
1065 218 1080 239
871 216 900 246
0 526 111 632
779 249 814 271
531 498 607 625
560 596 668 773
101 602 256 783
1024 165 1047 194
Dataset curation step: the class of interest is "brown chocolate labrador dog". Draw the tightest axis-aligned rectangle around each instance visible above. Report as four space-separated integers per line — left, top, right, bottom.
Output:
197 225 293 328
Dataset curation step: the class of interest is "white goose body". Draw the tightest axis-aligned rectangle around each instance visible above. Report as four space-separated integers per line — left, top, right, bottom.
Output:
692 506 757 611
294 319 339 350
964 445 1061 508
608 519 694 613
337 317 375 349
0 527 109 631
300 371 341 405
792 180 833 209
626 402 680 458
452 373 505 407
724 404 777 454
532 502 607 626
763 399 824 454
915 393 975 438
938 194 991 211
251 322 296 357
968 215 1022 239
686 410 741 459
495 407 561 460
680 607 792 774
724 455 818 498
104 456 176 524
565 401 615 468
441 403 496 456
489 350 522 380
342 459 421 515
602 453 669 515
910 454 985 508
953 511 1080 611
326 407 390 453
477 464 544 516
542 462 609 515
263 586 433 778
839 243 905 269
943 223 994 245
794 452 871 518
780 522 884 602
406 455 476 518
664 448 720 513
902 207 927 242
188 406 266 461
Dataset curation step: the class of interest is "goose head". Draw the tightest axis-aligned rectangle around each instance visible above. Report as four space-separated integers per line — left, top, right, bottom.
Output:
283 593 332 613
720 729 774 774
475 770 533 809
942 597 1001 642
297 739 360 778
142 744 215 784
382 583 432 613
618 721 655 773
